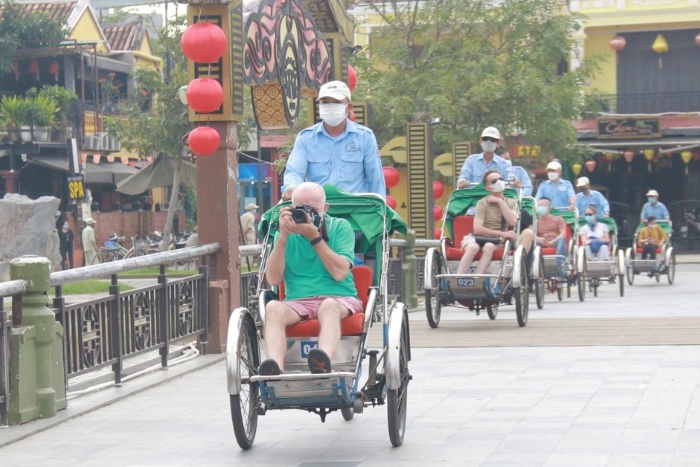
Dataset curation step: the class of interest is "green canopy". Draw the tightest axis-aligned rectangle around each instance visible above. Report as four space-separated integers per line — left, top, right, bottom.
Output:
634 220 672 236
444 184 518 239
259 185 407 254
116 155 197 195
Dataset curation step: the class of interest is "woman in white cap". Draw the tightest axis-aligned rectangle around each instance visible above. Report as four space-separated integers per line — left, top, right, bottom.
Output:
640 189 669 223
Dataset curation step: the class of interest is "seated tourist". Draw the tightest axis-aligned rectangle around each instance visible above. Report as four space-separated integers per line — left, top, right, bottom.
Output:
579 205 610 261
535 197 567 274
260 182 363 375
637 216 667 262
457 169 535 275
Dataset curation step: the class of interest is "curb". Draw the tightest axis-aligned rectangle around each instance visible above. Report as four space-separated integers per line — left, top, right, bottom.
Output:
0 354 225 448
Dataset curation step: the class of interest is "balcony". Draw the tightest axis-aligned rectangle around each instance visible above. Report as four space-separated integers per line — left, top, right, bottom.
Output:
590 92 700 115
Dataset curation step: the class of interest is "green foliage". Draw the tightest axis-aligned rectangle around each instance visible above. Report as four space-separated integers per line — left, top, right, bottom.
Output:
27 95 58 126
0 95 25 127
28 85 78 128
60 280 135 295
356 0 603 163
0 0 69 74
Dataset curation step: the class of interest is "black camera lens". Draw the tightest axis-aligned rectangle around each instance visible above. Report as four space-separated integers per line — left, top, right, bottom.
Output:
291 207 308 224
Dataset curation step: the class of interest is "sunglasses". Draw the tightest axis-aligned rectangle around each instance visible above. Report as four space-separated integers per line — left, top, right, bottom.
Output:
489 177 504 185
482 137 498 143
585 213 594 216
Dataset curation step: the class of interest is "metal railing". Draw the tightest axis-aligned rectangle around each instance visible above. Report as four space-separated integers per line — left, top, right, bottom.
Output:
591 91 700 114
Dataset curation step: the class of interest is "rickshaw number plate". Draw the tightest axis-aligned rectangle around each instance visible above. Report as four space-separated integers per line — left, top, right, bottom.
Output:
300 341 318 358
457 278 476 287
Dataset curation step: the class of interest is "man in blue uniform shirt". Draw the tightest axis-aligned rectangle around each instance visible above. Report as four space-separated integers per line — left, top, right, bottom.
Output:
282 81 386 200
535 161 576 210
497 148 532 196
457 127 514 188
640 189 670 222
575 177 610 217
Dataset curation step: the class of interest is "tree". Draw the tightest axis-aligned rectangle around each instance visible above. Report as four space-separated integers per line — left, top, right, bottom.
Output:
353 0 603 162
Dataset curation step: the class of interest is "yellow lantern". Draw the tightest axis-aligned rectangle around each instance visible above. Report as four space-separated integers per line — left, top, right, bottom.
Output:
652 34 668 68
681 150 692 174
572 162 582 176
605 152 618 172
644 148 655 171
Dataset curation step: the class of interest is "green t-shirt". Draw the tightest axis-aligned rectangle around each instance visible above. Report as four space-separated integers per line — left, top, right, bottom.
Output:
275 215 358 301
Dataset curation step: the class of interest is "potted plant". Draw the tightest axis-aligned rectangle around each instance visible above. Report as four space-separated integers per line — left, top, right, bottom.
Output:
0 95 27 142
31 85 78 139
27 95 58 142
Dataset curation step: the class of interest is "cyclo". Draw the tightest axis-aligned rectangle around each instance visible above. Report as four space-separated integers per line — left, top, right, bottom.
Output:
424 184 530 328
225 186 412 450
625 220 676 285
574 215 625 298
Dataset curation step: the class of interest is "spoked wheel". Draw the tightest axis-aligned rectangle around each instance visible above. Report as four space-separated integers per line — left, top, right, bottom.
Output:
577 274 586 302
557 281 563 301
625 249 635 285
534 255 545 310
425 250 442 328
487 305 498 320
387 320 409 447
619 274 624 296
341 407 354 421
592 279 598 297
96 249 115 263
667 251 676 285
514 253 529 327
230 317 260 450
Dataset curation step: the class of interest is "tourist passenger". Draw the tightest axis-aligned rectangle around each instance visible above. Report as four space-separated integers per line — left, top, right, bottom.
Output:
579 205 610 261
535 197 567 273
282 81 385 200
637 216 667 261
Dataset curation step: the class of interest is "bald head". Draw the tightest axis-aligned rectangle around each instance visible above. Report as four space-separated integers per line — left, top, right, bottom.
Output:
292 182 326 213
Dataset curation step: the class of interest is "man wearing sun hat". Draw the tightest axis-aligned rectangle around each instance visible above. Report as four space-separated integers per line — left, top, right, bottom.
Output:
240 202 258 246
535 161 576 210
575 176 610 217
82 218 100 266
640 189 669 223
282 80 385 201
457 127 514 188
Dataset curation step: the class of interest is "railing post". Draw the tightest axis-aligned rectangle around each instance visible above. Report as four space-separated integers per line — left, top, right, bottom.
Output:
158 264 170 368
0 304 8 427
109 274 123 385
401 230 418 309
199 261 209 355
52 286 69 393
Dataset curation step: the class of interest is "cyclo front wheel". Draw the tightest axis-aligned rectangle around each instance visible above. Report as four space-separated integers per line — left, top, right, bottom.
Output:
387 318 409 447
425 249 442 329
230 317 260 450
514 250 529 327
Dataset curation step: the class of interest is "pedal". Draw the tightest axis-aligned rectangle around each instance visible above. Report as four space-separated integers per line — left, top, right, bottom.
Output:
257 403 267 416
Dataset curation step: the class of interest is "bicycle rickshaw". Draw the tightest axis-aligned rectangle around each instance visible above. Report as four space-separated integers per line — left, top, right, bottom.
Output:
225 186 411 450
424 184 530 328
574 215 625 298
625 220 675 285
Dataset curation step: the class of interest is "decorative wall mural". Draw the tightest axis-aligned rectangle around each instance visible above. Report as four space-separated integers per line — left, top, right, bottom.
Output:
244 0 332 129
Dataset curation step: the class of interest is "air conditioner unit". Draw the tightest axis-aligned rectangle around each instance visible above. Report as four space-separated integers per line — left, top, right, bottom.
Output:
96 132 109 151
82 136 101 151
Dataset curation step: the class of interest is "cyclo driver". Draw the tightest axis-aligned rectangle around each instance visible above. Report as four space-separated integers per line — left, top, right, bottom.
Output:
259 182 363 376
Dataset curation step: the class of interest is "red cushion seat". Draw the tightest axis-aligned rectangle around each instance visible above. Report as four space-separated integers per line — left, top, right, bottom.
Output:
446 215 507 261
636 247 662 254
278 265 372 337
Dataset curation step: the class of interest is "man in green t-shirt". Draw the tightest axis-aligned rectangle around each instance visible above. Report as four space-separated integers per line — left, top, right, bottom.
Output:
259 182 363 376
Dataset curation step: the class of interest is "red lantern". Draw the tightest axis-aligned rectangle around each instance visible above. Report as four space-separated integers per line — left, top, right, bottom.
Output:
585 159 596 172
186 78 224 113
28 59 39 74
49 60 59 75
692 151 700 161
433 205 443 220
623 150 635 163
386 195 397 209
695 33 700 47
350 110 356 122
433 180 444 199
434 228 441 240
610 35 626 51
383 166 400 188
188 126 220 156
181 23 227 63
347 65 358 91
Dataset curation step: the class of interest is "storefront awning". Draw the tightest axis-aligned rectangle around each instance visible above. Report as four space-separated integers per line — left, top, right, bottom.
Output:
583 139 700 152
84 55 133 74
30 156 139 184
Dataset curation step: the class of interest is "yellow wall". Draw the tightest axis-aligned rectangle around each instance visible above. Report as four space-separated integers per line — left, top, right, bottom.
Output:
68 10 109 53
584 33 617 95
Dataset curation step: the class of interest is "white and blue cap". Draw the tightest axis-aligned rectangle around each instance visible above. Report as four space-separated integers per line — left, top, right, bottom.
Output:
317 81 352 102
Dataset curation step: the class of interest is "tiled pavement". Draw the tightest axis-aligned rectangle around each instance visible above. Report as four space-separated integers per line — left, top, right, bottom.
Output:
1 345 699 467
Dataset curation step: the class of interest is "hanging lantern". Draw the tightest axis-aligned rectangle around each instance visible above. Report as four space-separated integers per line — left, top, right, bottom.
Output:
695 33 700 47
188 126 220 156
692 151 700 161
434 228 441 240
433 180 444 199
644 148 655 171
623 150 635 174
383 166 400 188
585 159 596 173
610 35 626 51
652 34 668 68
681 150 692 175
347 65 358 91
604 152 616 172
181 23 227 63
386 195 397 210
433 205 443 220
571 163 582 176
28 59 39 80
185 78 224 113
49 60 59 75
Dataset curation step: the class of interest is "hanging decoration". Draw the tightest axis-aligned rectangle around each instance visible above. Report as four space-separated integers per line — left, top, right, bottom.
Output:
681 150 692 175
433 205 443 220
186 78 224 113
383 166 400 188
433 180 444 199
188 126 220 156
652 34 668 68
692 151 700 161
571 163 582 176
623 150 635 173
347 64 358 91
695 33 700 47
609 35 626 63
386 195 397 210
28 59 39 80
434 228 441 240
585 159 596 173
643 148 655 172
181 22 227 63
49 60 59 82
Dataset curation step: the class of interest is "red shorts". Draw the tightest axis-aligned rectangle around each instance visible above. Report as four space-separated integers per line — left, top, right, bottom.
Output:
284 296 363 320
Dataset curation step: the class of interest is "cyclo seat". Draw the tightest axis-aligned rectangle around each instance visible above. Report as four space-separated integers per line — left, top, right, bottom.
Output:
445 215 506 261
278 265 372 337
541 224 573 256
636 246 662 254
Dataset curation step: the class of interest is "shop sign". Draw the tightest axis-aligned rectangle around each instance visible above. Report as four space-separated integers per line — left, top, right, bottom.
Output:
67 174 85 200
518 145 541 157
596 116 662 139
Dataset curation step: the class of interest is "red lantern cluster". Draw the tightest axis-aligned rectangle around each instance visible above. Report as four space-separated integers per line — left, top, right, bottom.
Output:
434 228 441 240
186 78 223 114
433 180 444 199
188 127 220 156
386 195 397 210
383 166 400 188
433 205 443 220
585 159 596 172
181 23 227 63
347 65 358 91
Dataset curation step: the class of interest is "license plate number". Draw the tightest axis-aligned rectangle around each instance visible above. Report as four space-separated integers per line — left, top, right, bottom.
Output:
457 278 475 287
300 340 317 358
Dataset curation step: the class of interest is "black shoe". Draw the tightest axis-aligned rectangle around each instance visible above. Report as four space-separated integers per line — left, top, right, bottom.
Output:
258 359 282 376
307 348 332 374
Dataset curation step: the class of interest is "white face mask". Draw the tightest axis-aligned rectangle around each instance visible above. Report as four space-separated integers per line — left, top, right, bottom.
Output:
319 103 348 127
536 205 548 217
482 141 497 153
491 179 506 193
547 172 559 181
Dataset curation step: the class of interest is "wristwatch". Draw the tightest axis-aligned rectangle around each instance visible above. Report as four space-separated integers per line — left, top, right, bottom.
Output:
310 236 323 246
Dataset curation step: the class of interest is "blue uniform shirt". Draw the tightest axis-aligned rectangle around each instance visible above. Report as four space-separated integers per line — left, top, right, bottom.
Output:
458 153 514 185
641 201 670 221
282 120 386 198
536 179 575 209
576 190 610 216
512 165 532 197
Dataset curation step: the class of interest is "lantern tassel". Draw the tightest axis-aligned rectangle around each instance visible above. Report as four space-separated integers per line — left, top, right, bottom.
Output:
659 56 662 69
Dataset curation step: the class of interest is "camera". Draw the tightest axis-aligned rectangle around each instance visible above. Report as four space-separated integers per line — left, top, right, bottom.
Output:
291 204 322 228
